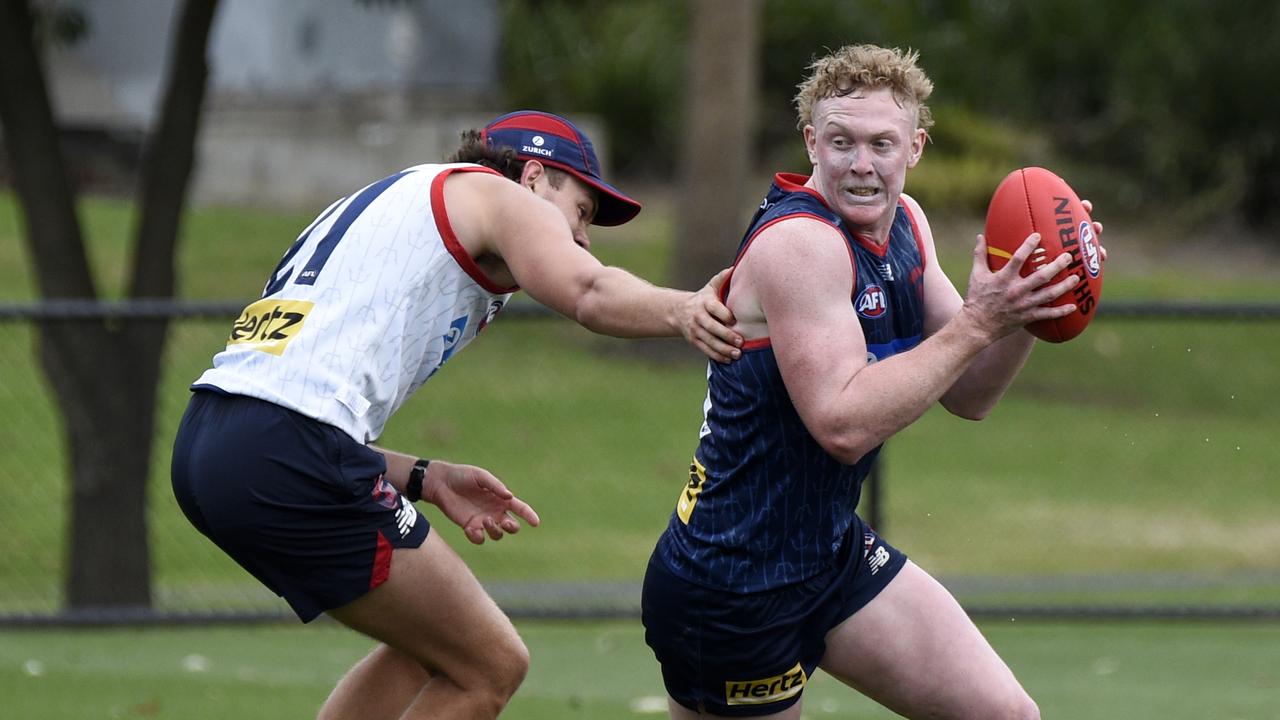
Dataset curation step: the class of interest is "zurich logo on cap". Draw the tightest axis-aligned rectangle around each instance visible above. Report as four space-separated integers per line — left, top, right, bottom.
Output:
481 109 643 226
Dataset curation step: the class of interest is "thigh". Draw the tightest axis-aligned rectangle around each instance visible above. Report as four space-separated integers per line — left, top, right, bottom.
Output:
819 561 1034 719
642 555 817 718
327 529 526 688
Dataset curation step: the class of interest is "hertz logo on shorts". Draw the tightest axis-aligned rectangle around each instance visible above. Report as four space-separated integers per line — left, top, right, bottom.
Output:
725 663 807 706
676 456 707 524
227 298 314 356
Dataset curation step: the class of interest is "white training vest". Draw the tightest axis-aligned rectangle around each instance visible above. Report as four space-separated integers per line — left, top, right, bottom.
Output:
193 163 515 443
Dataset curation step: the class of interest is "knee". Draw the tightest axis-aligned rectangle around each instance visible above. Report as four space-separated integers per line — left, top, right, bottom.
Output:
468 634 530 714
1000 692 1040 720
966 688 1038 720
490 636 531 702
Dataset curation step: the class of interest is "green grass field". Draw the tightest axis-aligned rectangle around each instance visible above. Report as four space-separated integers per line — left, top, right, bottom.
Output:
3 620 1278 719
2 189 1279 714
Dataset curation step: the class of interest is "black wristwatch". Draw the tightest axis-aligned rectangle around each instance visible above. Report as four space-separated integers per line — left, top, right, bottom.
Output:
406 458 430 502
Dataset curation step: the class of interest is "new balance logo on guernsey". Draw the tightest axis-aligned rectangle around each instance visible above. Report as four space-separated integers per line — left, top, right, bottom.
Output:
868 545 891 575
725 663 807 706
395 496 418 538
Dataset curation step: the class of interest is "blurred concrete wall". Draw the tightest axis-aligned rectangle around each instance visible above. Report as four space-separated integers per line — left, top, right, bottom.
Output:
42 0 504 209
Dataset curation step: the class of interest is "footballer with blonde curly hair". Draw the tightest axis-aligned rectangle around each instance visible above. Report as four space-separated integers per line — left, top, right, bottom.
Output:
642 44 1099 720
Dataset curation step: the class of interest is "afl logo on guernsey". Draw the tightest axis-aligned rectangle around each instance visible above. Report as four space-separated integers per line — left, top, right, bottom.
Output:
855 284 888 319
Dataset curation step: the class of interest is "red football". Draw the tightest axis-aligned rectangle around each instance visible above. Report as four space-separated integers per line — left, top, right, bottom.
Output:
984 167 1104 343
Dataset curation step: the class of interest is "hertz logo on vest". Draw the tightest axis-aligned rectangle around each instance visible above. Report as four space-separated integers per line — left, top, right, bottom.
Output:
725 663 807 706
227 298 314 356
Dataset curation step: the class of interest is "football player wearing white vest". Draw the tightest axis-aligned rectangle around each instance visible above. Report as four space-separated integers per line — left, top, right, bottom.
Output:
171 110 743 720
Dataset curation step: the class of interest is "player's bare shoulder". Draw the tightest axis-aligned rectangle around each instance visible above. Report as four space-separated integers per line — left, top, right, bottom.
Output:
440 169 513 255
728 215 851 335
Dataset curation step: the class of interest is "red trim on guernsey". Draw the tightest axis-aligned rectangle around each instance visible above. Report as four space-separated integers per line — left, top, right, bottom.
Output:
741 337 772 350
370 530 393 590
430 166 520 294
773 173 830 206
899 197 929 271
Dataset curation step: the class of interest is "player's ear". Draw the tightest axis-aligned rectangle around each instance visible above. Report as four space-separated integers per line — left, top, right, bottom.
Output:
803 125 818 166
520 160 545 191
907 128 927 169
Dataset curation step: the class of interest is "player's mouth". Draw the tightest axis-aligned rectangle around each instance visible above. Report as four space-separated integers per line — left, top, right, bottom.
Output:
844 187 880 200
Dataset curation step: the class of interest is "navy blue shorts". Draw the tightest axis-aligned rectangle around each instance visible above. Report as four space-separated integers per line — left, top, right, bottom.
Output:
170 390 430 622
641 518 906 716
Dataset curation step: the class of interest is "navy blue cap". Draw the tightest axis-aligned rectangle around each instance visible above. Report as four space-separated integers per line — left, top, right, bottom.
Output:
481 110 642 227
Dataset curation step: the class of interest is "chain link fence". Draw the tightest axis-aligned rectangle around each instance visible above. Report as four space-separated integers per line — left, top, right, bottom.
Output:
1 301 1278 625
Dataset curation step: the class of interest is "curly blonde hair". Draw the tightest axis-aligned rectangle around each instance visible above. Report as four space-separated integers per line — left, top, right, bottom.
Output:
793 44 934 132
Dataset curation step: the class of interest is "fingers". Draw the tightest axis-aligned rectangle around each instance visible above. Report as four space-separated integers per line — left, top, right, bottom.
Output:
1000 232 1044 275
1026 272 1080 310
507 496 541 527
1080 199 1104 239
706 267 733 293
473 471 515 500
483 517 504 541
464 496 540 546
695 334 741 364
699 308 742 346
971 233 991 271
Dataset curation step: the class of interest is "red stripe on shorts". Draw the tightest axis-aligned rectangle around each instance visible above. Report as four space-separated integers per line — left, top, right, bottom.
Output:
370 530 393 589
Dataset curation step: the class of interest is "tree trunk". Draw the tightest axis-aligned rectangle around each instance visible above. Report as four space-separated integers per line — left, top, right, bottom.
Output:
0 0 220 610
671 0 761 290
45 323 159 608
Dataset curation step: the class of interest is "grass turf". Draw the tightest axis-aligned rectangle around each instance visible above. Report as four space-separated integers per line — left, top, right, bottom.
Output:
2 620 1278 719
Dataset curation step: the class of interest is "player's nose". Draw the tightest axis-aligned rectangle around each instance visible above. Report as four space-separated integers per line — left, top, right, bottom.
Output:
850 147 874 174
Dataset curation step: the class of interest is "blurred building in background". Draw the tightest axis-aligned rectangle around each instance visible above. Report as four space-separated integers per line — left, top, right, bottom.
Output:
42 0 505 208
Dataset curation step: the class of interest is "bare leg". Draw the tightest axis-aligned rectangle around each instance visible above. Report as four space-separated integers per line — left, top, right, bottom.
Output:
820 561 1038 720
318 644 430 720
318 529 529 720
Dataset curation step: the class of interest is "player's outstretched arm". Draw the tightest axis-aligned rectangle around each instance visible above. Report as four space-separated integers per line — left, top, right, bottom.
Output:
447 172 742 362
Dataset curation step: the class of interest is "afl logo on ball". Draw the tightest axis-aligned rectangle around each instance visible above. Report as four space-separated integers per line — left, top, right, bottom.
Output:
1079 221 1101 278
856 284 888 319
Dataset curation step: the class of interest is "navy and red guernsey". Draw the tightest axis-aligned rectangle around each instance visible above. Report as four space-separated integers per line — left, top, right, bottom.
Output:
654 173 928 593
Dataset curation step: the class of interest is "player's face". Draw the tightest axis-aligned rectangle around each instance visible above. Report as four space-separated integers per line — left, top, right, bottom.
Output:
804 87 925 242
534 172 598 250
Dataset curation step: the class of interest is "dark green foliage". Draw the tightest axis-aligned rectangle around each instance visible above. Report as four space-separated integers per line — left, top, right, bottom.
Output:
500 0 1280 232
501 0 688 177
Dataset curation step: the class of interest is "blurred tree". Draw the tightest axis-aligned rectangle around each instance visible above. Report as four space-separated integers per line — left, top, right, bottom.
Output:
672 0 762 290
0 0 219 610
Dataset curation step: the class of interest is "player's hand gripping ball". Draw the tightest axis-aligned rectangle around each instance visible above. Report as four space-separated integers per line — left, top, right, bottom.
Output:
984 167 1104 342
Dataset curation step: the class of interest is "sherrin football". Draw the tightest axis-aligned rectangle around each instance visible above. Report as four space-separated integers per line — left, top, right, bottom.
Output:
984 167 1104 343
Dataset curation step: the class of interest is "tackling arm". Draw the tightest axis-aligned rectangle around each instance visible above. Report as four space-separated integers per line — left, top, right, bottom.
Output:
447 172 741 362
